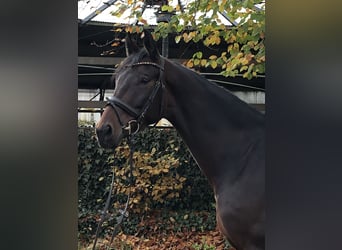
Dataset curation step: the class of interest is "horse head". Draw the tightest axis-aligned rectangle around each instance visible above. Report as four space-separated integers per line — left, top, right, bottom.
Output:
96 30 165 149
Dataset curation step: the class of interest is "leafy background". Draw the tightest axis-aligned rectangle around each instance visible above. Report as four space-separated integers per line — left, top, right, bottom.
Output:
111 0 265 80
78 123 231 249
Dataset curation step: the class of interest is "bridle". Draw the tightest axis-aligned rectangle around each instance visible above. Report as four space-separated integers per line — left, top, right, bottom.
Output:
92 59 165 250
106 60 165 137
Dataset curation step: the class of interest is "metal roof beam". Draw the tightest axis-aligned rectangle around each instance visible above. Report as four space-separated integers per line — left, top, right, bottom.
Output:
78 57 186 66
219 10 238 26
80 0 118 25
78 100 265 111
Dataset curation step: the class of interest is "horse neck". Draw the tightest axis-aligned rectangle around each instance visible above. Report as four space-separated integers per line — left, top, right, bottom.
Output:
162 59 264 189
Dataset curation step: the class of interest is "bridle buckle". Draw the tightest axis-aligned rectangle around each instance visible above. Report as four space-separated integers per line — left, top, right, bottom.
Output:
123 120 140 136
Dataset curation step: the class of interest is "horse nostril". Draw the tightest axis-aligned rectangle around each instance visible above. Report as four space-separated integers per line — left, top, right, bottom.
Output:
103 124 111 134
96 124 112 137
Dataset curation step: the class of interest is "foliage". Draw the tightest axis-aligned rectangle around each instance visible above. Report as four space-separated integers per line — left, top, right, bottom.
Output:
79 228 231 250
78 124 215 242
111 0 265 79
110 142 186 214
78 125 114 239
192 237 216 250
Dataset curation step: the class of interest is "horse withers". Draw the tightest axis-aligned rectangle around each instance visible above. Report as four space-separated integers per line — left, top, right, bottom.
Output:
96 30 265 250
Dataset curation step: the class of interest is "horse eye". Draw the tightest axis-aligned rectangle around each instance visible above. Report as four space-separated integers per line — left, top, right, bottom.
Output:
141 77 149 84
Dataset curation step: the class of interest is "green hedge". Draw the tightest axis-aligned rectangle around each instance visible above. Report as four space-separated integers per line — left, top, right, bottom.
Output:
78 124 215 240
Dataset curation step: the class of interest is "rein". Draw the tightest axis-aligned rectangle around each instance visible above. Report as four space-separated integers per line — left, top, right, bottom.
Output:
92 60 165 249
92 135 135 250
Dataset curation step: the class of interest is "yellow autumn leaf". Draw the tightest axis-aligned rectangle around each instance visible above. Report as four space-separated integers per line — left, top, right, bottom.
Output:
219 4 224 12
200 59 207 67
241 58 249 65
179 177 186 182
210 60 218 69
183 32 192 43
229 34 236 43
240 65 248 72
186 60 194 68
189 31 196 39
215 36 221 45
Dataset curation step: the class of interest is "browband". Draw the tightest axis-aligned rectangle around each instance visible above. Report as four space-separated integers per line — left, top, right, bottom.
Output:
124 61 164 71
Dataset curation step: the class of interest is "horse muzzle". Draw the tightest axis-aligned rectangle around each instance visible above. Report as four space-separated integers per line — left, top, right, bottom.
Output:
95 123 118 149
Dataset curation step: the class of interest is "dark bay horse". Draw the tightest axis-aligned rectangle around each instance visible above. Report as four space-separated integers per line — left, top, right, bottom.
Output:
96 30 265 250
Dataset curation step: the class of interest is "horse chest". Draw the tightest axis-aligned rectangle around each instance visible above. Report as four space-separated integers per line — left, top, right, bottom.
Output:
215 194 238 247
216 202 248 250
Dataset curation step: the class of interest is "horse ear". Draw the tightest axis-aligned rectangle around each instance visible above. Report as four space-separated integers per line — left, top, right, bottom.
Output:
125 33 139 56
143 30 160 62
